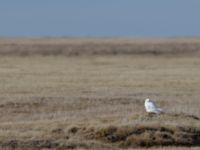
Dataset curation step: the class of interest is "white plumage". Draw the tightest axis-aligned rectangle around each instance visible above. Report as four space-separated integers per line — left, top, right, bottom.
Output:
144 98 163 114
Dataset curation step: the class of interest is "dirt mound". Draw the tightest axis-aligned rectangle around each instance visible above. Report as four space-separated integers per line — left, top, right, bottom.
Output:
85 113 200 148
0 114 199 149
90 125 200 148
1 125 200 149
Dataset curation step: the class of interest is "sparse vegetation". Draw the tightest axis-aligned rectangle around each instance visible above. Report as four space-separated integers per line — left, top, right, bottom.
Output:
0 37 199 149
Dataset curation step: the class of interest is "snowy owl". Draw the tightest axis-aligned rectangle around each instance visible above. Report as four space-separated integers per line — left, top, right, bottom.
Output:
144 98 163 114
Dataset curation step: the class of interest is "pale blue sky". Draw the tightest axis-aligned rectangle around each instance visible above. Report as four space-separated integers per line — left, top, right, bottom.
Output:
0 0 200 37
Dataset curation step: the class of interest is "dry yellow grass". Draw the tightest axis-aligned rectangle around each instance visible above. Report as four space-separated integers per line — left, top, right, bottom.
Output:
0 38 199 149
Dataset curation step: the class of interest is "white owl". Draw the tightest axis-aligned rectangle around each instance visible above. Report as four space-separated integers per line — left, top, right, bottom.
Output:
144 98 163 114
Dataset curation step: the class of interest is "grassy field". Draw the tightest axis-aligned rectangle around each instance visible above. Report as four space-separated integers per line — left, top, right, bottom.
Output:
0 38 200 149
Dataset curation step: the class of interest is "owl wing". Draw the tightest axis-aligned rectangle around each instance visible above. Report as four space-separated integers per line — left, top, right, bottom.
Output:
146 101 158 111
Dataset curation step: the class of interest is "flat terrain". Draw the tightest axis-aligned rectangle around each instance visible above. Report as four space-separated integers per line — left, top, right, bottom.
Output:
0 38 199 149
